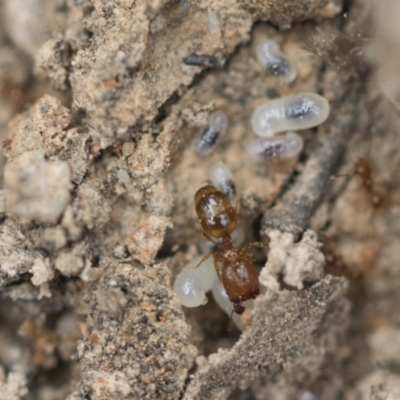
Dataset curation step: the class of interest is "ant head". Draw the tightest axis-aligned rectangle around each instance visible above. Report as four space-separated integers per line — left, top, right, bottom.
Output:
233 303 245 315
355 157 371 177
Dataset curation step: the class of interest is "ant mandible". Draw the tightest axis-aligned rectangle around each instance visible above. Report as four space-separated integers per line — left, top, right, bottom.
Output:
194 185 263 315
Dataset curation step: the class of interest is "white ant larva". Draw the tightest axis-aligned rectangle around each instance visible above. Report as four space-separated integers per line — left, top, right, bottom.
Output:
210 161 236 202
192 111 228 156
173 255 217 308
256 39 297 83
247 131 304 162
251 93 330 137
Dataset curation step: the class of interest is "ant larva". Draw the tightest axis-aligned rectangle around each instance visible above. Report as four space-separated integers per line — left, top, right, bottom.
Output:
194 185 263 315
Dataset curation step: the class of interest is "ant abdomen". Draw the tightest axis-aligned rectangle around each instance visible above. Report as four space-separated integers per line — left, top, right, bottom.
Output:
194 185 237 238
220 259 259 314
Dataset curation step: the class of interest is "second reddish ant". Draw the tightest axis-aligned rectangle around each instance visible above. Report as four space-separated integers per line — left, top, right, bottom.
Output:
335 156 385 209
193 185 264 315
353 157 385 208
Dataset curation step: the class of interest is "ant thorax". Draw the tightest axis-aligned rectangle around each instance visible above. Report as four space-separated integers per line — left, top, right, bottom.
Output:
219 245 240 264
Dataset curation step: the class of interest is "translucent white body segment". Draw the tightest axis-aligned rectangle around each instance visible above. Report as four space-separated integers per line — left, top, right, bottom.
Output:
256 39 297 83
210 161 236 202
192 111 228 155
248 131 304 162
211 280 253 331
173 269 207 308
173 254 218 307
185 255 217 292
251 93 330 137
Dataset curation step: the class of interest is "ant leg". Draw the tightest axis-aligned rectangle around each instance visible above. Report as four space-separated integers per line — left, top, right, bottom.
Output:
331 169 356 180
239 242 265 256
186 251 214 270
241 254 255 263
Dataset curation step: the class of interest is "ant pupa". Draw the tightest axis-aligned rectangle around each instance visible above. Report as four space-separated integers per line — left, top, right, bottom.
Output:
192 111 228 156
247 131 304 162
251 93 330 137
256 39 297 83
194 185 263 315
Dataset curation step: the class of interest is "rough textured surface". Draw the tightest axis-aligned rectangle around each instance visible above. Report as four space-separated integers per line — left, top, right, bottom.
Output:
0 367 28 400
1 0 400 399
74 261 197 400
261 229 325 290
238 0 342 29
4 150 72 223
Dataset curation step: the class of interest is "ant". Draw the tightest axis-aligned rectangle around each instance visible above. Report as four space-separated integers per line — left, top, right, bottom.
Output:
335 156 385 208
353 157 385 208
194 185 263 315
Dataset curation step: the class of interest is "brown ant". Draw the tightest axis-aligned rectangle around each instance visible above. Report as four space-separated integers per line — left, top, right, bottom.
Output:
335 156 385 208
194 185 263 315
353 157 385 208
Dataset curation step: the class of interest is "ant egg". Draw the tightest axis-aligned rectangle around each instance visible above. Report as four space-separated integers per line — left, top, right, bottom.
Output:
173 255 217 307
192 111 228 156
247 131 304 162
256 39 297 83
251 93 330 137
210 161 236 202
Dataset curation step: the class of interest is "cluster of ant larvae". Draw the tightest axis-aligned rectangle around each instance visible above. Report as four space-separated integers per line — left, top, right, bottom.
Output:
192 111 228 156
251 93 330 138
256 39 297 83
247 131 304 162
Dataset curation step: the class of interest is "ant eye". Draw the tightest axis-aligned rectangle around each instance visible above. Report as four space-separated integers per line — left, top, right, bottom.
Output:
256 39 297 83
248 131 304 162
210 161 236 202
251 93 330 137
192 111 228 156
